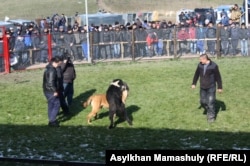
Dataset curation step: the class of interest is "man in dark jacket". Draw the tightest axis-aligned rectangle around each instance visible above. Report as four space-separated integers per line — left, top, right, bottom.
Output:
230 23 240 55
64 28 78 59
92 27 100 60
43 56 61 127
100 26 111 59
220 25 230 55
113 26 122 58
134 26 147 57
191 54 223 123
60 55 76 107
56 57 69 115
206 22 216 55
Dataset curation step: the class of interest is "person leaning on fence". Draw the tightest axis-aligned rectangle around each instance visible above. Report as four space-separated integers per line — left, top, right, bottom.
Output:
229 23 240 56
39 28 49 63
30 28 41 63
151 22 160 56
109 25 116 58
64 27 78 61
43 56 62 127
13 33 25 63
177 26 189 56
50 26 59 56
191 54 223 123
113 25 123 58
91 26 100 60
220 24 230 56
79 25 89 61
206 22 216 55
23 25 33 49
155 22 164 56
72 24 83 60
239 23 248 56
99 25 112 59
167 21 175 55
6 28 16 52
146 31 158 57
54 26 66 56
134 25 147 57
196 23 206 55
188 24 197 54
161 22 170 55
122 24 133 58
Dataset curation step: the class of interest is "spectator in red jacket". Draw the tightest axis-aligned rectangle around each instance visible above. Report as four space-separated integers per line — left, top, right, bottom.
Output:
146 32 158 57
177 27 189 56
188 24 197 54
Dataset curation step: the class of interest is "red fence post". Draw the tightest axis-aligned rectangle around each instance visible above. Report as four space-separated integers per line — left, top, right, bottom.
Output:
3 28 10 73
47 33 52 61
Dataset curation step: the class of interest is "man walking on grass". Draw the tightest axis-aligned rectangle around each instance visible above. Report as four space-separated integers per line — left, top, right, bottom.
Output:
191 54 223 123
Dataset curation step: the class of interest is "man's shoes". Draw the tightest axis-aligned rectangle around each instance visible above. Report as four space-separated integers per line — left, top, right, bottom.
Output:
48 121 60 127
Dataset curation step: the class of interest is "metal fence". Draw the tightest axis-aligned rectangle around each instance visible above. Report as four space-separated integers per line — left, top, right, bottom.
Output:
0 24 248 73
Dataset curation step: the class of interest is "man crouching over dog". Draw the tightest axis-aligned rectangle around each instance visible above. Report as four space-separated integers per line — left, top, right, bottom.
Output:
106 79 132 129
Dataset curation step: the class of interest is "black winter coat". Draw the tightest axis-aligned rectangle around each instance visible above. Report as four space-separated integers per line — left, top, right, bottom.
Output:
43 63 59 93
60 61 76 83
192 60 222 89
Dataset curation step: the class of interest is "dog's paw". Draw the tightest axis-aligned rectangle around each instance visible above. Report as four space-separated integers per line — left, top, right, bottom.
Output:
127 119 133 126
128 121 133 126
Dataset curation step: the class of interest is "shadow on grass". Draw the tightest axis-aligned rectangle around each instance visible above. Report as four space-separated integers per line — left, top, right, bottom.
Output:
93 105 140 126
199 99 226 119
57 89 96 122
0 123 250 165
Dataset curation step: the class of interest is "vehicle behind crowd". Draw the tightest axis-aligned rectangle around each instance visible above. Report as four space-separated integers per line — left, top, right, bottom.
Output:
0 21 15 31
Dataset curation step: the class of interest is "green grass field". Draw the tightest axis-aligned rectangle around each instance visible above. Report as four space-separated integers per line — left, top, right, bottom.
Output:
0 57 250 163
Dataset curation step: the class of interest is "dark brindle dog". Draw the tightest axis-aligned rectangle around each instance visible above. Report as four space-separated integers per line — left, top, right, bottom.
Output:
106 79 132 129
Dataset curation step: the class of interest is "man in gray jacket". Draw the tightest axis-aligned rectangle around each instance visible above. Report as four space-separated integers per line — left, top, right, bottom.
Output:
220 25 230 56
229 23 240 55
206 22 216 55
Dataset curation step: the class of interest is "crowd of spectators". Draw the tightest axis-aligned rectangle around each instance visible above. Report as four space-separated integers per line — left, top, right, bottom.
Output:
2 3 250 70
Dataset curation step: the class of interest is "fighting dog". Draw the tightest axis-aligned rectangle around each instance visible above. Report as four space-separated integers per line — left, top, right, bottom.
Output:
83 81 129 124
106 79 132 129
83 94 109 124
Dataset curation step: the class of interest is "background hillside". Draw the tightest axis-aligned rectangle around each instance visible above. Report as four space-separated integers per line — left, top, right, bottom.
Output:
0 0 243 23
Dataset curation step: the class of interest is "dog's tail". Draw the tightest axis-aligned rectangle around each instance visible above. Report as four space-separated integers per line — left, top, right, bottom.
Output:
82 96 93 108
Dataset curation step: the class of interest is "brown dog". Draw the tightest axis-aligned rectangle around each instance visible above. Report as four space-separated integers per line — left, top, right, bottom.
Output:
83 94 109 124
83 83 129 124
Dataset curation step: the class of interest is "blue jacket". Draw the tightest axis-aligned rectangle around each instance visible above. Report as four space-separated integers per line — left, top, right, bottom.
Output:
196 27 206 39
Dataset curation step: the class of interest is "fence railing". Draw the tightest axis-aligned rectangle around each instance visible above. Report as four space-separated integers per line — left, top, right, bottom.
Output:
0 25 248 73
